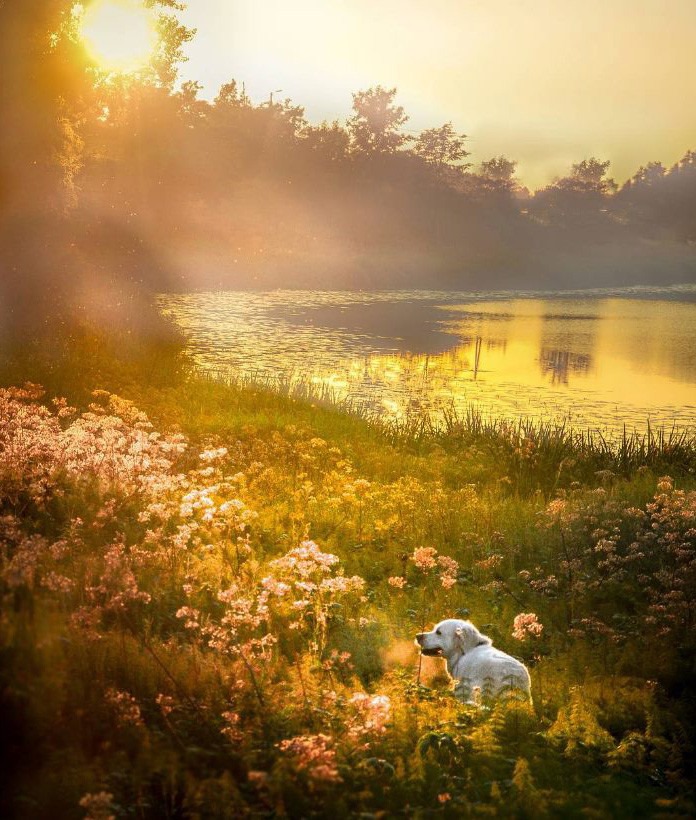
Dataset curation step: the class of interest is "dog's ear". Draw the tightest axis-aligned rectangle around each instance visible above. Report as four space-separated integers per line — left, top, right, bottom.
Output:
454 622 475 652
455 621 491 652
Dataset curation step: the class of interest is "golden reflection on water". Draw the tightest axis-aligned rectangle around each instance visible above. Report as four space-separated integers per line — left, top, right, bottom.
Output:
159 289 696 435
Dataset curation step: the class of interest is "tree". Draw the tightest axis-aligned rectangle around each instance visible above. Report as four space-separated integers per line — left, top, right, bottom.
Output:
480 155 517 184
565 158 617 196
616 152 696 241
531 157 617 228
479 155 520 197
177 80 209 122
413 122 469 170
0 0 194 337
347 86 409 154
628 161 667 189
302 121 350 163
150 5 196 91
214 80 250 109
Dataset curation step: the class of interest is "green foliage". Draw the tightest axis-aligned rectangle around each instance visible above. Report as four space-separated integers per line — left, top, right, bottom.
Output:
414 123 470 170
347 86 410 155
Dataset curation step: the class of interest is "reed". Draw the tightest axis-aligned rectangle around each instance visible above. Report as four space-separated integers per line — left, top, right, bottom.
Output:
198 366 696 489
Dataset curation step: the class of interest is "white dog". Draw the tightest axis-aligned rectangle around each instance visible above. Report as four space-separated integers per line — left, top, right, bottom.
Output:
416 619 531 703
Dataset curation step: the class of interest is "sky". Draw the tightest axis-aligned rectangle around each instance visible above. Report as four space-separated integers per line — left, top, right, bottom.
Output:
178 0 696 189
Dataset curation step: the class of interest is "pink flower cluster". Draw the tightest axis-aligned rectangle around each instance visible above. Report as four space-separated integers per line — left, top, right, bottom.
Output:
408 546 459 589
265 540 366 650
0 386 187 510
346 693 391 744
104 687 143 727
220 710 243 742
512 612 544 641
270 539 340 578
79 791 115 820
278 733 342 783
411 546 438 570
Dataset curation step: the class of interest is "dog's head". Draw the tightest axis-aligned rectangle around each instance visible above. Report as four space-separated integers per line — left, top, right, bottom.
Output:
415 619 491 659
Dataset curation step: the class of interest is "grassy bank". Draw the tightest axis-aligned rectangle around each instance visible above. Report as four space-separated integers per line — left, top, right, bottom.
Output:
1 333 695 818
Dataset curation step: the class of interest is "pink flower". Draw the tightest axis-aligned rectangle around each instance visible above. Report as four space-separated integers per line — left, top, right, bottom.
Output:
347 693 391 742
79 791 114 820
221 710 242 742
156 694 175 716
411 546 437 571
248 770 268 786
175 606 201 629
437 555 459 575
388 576 407 589
512 612 544 641
278 734 342 783
104 688 143 727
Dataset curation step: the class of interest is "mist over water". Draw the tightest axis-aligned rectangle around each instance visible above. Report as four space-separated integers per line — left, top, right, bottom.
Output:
160 285 696 435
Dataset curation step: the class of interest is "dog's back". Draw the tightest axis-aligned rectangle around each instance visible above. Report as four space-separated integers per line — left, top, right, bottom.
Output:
452 644 531 703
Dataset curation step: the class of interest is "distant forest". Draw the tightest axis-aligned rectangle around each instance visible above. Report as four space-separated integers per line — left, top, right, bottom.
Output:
2 2 696 335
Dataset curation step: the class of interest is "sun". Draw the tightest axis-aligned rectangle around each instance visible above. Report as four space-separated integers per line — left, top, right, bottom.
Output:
78 0 157 74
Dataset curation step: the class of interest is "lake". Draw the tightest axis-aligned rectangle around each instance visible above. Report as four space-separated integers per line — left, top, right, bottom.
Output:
159 285 696 436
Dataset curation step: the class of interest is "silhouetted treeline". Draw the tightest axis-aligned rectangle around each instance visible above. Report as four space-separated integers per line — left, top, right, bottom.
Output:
1 2 695 337
74 81 696 291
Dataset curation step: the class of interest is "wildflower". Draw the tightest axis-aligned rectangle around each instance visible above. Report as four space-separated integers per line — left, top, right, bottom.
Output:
199 446 228 462
70 606 103 640
388 575 407 589
320 575 365 593
156 694 175 716
347 693 391 742
221 710 243 742
88 540 151 611
321 650 353 671
545 498 567 519
176 606 201 629
438 793 452 803
411 546 437 571
351 478 371 496
261 576 291 597
52 396 77 418
476 553 503 571
104 688 143 727
512 613 544 641
438 554 459 588
656 475 674 494
437 555 459 575
79 791 115 820
41 571 75 594
278 734 342 783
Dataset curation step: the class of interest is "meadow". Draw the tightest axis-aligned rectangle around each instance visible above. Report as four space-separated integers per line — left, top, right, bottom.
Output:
1 331 695 818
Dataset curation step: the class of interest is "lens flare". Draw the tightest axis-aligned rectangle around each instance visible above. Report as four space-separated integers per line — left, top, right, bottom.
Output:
78 0 157 74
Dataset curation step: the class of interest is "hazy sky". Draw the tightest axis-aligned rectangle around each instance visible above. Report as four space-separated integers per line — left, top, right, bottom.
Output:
178 0 696 189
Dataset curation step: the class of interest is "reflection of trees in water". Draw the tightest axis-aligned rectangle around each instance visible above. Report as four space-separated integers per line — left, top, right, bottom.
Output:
538 349 592 385
346 335 513 417
537 307 597 387
469 336 508 379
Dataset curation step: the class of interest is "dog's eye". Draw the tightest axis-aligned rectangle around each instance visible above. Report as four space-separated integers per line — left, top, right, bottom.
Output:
436 629 441 635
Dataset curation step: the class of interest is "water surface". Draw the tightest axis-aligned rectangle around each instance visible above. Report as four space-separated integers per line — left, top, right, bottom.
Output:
159 286 696 435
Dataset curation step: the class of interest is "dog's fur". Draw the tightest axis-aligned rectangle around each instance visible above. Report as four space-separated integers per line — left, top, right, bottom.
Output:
416 618 531 703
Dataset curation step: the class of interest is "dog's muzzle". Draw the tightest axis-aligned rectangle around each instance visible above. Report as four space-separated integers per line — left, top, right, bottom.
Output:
415 633 443 656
